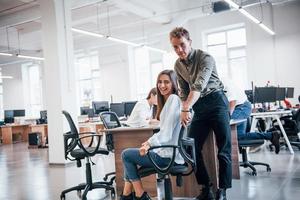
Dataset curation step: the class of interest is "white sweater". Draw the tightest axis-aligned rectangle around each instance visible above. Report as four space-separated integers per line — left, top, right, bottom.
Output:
147 94 184 164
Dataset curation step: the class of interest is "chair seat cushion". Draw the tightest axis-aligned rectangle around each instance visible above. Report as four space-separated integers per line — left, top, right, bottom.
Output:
138 163 188 177
71 147 109 159
239 139 265 147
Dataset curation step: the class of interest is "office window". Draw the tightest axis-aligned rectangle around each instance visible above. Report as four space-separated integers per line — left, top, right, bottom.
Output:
133 47 151 100
28 65 43 117
205 26 248 89
75 51 101 106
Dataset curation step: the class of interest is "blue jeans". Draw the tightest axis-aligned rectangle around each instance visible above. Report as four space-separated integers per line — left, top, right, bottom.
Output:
121 148 170 181
231 101 273 140
231 101 252 137
190 90 232 189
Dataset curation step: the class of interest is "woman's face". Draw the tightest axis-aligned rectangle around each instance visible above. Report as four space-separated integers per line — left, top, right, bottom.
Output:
157 74 173 99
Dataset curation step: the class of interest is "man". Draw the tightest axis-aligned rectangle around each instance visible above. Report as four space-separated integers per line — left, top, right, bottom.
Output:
170 27 231 200
222 78 280 153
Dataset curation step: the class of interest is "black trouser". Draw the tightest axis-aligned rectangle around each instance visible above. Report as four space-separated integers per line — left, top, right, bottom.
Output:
189 90 232 189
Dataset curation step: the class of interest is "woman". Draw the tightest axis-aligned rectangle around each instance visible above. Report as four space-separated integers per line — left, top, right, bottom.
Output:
125 87 157 127
120 70 183 200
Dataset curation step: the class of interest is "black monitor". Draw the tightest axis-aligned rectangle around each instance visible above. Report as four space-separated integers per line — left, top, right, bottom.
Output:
80 107 94 118
276 87 286 101
124 101 137 117
92 101 109 114
13 109 25 117
286 87 294 98
4 110 14 123
40 110 47 124
110 103 125 117
254 87 277 103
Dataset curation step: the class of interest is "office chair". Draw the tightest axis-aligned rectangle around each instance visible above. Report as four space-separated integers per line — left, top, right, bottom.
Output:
137 126 196 200
239 118 271 176
99 111 122 184
272 109 300 150
60 111 115 200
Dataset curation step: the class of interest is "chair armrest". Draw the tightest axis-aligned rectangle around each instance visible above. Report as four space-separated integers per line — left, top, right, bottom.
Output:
63 131 77 160
179 137 197 174
78 131 97 147
146 145 178 175
77 134 102 156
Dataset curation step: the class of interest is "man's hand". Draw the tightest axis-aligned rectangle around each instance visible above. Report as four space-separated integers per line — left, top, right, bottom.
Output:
180 111 191 127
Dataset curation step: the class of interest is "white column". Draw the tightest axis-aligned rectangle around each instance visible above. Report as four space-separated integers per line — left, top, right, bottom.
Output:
39 0 78 164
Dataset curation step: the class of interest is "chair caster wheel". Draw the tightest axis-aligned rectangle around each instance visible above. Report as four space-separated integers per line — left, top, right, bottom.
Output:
267 167 271 172
60 194 65 200
252 171 257 176
111 189 116 197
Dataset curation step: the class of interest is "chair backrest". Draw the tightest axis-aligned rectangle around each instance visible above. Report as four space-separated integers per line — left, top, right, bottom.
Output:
99 111 122 129
144 126 196 177
99 111 121 152
62 110 79 160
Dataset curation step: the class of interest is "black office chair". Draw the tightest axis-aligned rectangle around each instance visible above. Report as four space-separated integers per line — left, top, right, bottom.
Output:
273 109 300 150
99 111 122 183
238 118 271 176
60 111 115 200
137 126 196 200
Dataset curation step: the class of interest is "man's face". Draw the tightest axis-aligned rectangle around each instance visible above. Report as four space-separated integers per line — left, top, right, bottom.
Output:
170 36 192 60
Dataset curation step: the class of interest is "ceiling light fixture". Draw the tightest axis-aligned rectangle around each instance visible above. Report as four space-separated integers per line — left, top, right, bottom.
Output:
223 0 275 35
72 28 104 38
72 28 167 54
107 36 140 47
17 54 45 61
0 52 13 57
0 75 13 79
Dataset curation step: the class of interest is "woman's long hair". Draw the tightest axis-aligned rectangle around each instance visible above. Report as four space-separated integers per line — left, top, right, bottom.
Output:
155 70 178 120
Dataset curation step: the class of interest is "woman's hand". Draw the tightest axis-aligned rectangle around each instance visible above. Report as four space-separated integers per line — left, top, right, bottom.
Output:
139 142 150 156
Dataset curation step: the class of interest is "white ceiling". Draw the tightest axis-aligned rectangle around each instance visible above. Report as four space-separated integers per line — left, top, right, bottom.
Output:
0 0 296 65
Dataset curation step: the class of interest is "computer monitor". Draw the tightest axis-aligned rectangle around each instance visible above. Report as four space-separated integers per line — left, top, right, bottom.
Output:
80 107 94 118
4 110 14 123
110 103 125 117
254 87 277 103
13 109 25 117
276 87 286 101
286 87 294 98
40 110 47 124
92 101 109 114
124 101 137 117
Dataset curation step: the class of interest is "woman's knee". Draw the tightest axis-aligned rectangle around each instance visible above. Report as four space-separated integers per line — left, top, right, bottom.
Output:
121 148 137 162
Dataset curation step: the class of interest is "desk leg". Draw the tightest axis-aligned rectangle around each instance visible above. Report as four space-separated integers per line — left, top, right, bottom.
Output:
275 116 294 154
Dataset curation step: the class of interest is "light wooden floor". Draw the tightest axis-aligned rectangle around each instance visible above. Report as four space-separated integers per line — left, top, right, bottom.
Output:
0 142 300 200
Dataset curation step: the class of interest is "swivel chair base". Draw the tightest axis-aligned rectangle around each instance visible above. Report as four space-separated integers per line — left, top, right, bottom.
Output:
60 182 115 200
240 160 271 176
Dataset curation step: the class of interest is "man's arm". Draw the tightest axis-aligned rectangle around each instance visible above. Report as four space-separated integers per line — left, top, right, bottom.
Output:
181 90 200 126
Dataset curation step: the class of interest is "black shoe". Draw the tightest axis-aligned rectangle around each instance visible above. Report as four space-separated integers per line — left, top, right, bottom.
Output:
216 188 227 200
196 184 215 200
271 130 281 154
120 193 135 200
135 192 151 200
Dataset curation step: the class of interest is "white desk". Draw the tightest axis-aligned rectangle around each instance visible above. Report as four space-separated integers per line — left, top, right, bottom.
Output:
250 110 294 154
